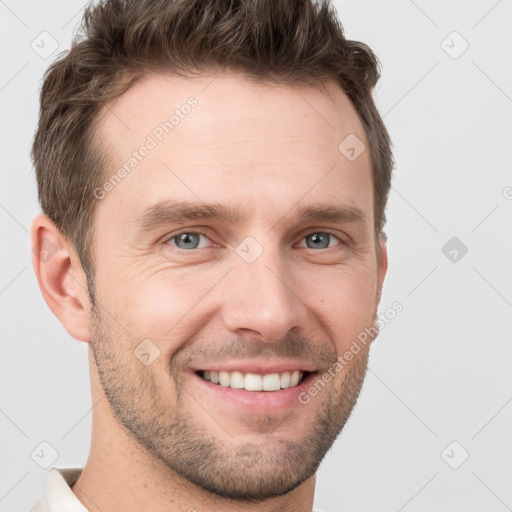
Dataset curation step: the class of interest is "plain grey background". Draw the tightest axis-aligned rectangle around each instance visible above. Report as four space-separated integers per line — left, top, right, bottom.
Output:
1 1 511 511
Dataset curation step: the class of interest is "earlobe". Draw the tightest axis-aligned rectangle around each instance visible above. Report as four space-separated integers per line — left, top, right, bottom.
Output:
30 213 91 342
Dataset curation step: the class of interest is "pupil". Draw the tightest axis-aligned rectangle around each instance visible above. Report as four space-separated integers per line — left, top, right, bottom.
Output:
177 233 199 249
308 233 329 249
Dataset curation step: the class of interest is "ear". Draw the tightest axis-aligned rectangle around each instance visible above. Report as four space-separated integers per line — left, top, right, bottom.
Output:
30 213 91 342
376 235 388 305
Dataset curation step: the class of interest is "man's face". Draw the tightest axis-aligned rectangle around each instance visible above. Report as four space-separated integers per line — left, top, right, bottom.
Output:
87 72 386 500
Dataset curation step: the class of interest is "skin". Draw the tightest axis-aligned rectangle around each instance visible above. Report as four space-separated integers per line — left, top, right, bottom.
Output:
31 71 388 512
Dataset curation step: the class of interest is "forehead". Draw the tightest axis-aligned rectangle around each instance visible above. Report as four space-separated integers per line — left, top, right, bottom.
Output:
99 70 364 133
92 71 373 228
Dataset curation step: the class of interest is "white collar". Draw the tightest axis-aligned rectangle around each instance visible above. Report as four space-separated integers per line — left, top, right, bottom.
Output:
45 467 88 512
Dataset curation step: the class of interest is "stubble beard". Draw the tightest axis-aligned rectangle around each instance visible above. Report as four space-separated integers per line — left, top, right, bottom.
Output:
88 302 370 502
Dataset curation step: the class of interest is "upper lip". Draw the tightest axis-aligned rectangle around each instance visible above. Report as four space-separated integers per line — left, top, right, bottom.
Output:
192 360 317 375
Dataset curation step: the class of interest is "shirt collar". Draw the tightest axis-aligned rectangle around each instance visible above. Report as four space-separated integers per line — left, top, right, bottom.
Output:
46 467 89 512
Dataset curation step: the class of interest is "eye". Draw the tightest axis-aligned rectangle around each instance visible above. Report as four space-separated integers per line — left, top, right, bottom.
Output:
163 230 345 252
166 231 212 250
298 232 343 250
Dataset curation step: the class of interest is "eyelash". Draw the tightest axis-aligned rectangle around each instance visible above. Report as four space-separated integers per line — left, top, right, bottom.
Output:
163 230 346 251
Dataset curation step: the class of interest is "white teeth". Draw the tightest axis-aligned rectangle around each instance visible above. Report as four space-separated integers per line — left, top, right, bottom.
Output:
200 369 308 391
244 373 263 391
230 371 245 389
262 373 281 391
280 371 290 388
219 371 230 387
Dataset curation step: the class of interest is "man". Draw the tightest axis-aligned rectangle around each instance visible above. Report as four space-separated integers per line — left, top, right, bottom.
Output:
29 0 393 510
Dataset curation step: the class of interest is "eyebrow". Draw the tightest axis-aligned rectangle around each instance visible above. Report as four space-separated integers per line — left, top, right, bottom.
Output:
134 200 367 232
135 201 244 230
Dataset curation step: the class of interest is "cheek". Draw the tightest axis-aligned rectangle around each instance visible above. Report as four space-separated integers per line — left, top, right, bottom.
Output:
305 265 378 347
112 267 220 340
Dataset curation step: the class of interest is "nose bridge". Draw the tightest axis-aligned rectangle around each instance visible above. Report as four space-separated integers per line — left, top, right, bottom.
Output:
220 236 307 341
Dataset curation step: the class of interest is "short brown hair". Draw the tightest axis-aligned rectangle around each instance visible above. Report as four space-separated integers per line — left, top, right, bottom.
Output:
32 0 394 299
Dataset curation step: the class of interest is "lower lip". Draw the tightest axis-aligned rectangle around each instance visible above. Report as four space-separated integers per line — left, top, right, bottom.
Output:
191 371 318 413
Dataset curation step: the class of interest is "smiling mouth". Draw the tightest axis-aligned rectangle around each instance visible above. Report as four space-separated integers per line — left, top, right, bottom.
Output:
195 369 312 392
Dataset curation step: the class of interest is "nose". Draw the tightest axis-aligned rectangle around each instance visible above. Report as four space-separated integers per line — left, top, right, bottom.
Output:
220 241 310 342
